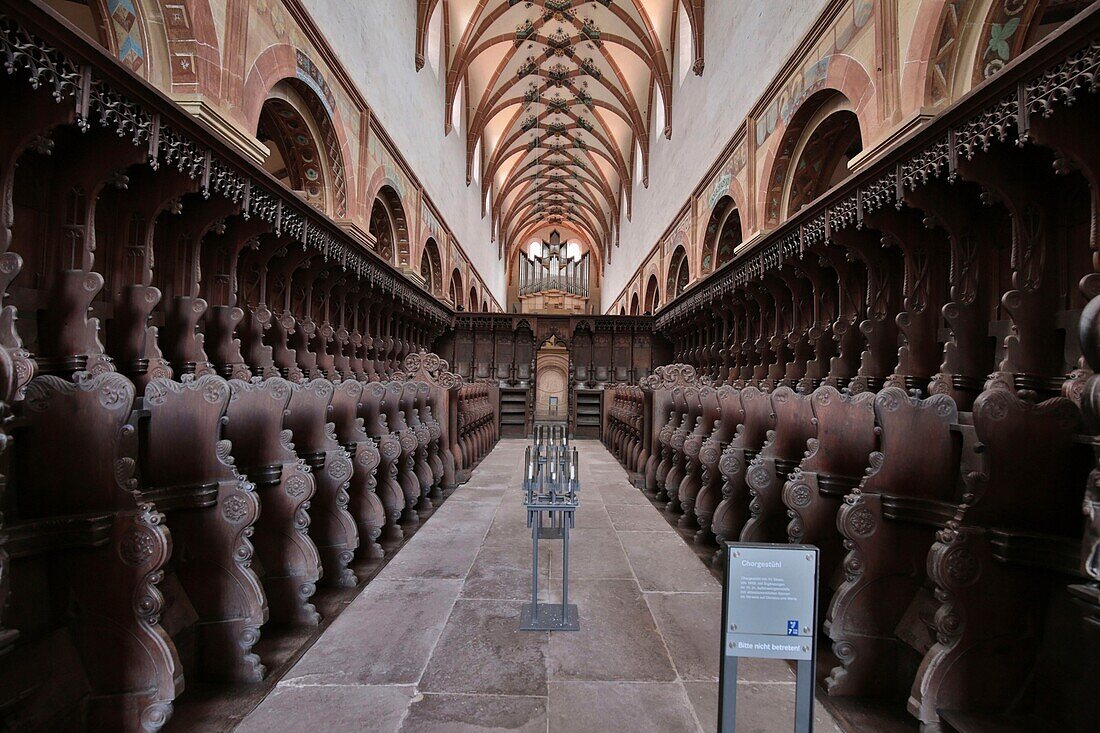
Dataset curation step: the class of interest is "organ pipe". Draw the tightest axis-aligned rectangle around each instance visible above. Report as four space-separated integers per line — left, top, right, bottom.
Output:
518 229 590 297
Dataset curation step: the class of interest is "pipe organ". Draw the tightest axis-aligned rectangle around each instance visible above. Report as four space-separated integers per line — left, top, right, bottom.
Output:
517 230 589 313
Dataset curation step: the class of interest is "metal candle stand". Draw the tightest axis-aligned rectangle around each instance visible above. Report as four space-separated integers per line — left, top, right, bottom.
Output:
519 425 580 631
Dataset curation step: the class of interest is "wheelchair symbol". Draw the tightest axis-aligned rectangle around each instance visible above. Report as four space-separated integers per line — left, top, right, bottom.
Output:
786 620 799 636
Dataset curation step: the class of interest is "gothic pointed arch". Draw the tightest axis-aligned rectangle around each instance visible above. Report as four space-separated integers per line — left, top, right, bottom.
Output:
630 291 640 315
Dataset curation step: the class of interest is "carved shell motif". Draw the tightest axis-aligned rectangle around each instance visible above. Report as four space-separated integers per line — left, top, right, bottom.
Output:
642 363 705 391
396 350 463 390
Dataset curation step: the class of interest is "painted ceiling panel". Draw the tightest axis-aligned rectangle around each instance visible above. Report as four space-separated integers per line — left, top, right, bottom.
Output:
418 0 701 267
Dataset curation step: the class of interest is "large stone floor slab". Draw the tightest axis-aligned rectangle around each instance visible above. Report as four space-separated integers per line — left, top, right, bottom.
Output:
236 439 843 732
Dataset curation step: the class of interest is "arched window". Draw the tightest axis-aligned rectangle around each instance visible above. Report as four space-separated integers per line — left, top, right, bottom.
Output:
426 2 443 75
482 299 489 312
257 79 347 217
369 186 408 266
676 3 692 85
451 80 464 134
630 292 640 315
702 196 742 274
651 84 666 141
469 286 478 310
472 138 482 186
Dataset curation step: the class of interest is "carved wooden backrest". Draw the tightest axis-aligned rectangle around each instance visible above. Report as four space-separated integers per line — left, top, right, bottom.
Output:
970 386 1079 532
712 386 744 442
399 382 418 423
416 383 442 440
700 387 721 433
688 386 705 420
225 377 296 469
285 378 336 454
144 375 236 487
801 386 876 478
670 388 690 439
359 382 389 436
396 347 459 387
383 382 410 431
402 382 429 444
330 380 368 445
759 387 816 461
734 386 773 450
861 387 959 500
20 371 136 515
641 363 705 391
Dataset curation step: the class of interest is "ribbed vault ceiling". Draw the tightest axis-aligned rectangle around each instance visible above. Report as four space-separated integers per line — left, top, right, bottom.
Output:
416 0 704 268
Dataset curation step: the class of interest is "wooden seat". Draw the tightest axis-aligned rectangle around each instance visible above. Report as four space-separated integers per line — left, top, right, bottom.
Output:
910 385 1083 730
695 385 742 545
742 386 817 543
142 374 266 683
225 377 321 626
678 386 720 531
284 379 359 588
824 387 961 699
330 379 385 561
711 386 773 566
359 381 406 548
4 372 179 729
783 386 876 617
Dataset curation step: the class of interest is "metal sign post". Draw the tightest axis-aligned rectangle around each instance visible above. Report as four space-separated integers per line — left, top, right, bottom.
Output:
718 543 819 732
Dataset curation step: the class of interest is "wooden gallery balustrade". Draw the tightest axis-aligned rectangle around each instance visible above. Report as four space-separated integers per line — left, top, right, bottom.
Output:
0 6 498 731
604 9 1100 732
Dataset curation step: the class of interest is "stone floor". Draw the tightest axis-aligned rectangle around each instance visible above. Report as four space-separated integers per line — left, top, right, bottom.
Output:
235 439 843 732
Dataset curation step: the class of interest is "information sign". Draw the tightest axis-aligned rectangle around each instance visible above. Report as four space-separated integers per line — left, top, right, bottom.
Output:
718 543 819 732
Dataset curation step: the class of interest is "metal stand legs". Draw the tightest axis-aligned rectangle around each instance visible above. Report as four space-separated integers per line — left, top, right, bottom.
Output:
519 426 580 632
519 504 579 631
